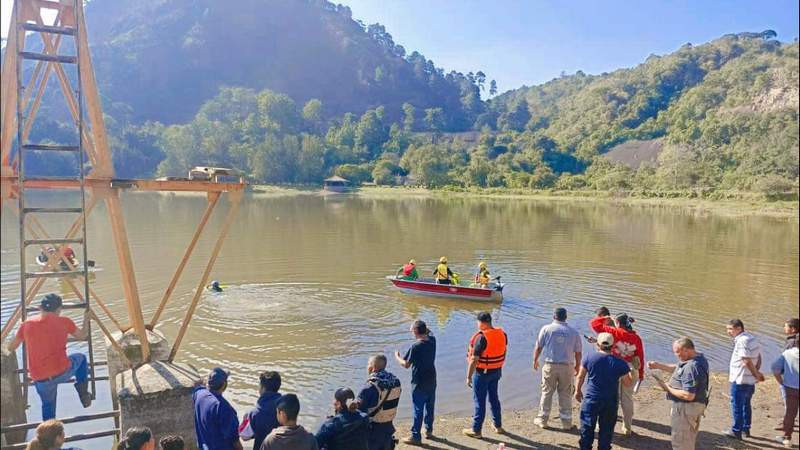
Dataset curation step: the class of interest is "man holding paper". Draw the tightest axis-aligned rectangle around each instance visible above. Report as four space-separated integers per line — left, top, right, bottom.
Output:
648 337 710 450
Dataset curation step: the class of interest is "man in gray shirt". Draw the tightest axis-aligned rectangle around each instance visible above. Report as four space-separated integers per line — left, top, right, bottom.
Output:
648 337 710 450
532 307 582 429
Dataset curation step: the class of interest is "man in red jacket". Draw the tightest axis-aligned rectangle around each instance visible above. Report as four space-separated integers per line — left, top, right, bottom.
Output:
589 310 645 436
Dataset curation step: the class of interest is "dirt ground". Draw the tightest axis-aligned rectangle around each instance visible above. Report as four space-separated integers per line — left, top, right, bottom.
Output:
394 375 799 449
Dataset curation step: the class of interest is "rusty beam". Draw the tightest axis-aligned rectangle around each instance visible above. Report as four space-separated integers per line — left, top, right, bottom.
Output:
149 192 221 327
169 191 242 362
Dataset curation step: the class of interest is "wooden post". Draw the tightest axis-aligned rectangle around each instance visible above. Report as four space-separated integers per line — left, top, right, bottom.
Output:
0 11 19 166
88 308 131 368
169 191 242 362
149 192 220 328
104 189 150 360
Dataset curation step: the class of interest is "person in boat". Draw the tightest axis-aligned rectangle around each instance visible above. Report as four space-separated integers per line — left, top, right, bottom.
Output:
474 262 491 288
207 280 223 292
396 260 419 281
432 257 454 285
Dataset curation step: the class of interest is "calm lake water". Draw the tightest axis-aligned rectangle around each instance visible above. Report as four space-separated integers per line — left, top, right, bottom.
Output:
2 192 798 445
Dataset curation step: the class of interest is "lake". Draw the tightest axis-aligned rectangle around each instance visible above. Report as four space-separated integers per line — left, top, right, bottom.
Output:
1 192 798 443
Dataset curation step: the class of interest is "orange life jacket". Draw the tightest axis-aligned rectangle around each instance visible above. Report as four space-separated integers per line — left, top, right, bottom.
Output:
402 264 415 276
467 327 507 370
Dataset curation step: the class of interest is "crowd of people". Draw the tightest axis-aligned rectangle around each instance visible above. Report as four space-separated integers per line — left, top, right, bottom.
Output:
9 292 799 450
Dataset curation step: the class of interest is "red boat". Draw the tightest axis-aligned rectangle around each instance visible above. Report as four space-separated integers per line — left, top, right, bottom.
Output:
386 276 504 302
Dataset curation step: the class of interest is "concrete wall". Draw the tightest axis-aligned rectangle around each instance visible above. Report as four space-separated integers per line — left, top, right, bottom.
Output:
116 361 200 449
1 349 27 445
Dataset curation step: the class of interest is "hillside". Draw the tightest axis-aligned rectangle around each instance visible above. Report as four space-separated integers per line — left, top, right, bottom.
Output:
82 0 485 127
8 0 798 195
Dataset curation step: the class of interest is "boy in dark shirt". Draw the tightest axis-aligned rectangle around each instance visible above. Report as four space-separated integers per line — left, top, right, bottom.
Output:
395 320 437 445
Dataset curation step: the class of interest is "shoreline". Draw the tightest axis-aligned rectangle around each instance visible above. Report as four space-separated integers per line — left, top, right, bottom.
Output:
248 184 799 219
393 375 798 449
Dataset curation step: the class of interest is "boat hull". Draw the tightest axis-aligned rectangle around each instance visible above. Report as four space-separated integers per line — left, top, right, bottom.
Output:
388 277 503 302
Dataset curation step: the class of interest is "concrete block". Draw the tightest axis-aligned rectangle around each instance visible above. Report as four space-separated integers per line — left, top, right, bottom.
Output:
105 328 171 400
116 361 200 449
1 349 27 445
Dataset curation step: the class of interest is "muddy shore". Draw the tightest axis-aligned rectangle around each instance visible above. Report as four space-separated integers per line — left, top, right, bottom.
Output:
393 375 798 449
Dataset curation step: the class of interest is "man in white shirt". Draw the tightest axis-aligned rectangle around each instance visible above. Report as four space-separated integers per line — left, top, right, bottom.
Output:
532 307 582 430
724 319 764 440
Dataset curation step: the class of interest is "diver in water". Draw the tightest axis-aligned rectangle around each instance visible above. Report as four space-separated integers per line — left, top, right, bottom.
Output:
207 280 223 292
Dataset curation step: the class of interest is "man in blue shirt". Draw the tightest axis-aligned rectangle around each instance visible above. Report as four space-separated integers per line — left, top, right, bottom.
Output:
357 354 401 450
771 335 799 447
240 371 282 449
395 320 437 445
648 337 710 450
533 307 582 430
193 367 242 450
575 333 634 450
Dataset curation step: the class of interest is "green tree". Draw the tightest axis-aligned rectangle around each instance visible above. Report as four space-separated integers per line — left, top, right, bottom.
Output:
402 103 416 131
423 108 445 132
302 99 324 133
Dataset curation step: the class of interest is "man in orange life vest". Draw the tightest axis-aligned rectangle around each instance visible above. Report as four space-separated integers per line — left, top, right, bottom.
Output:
463 312 508 438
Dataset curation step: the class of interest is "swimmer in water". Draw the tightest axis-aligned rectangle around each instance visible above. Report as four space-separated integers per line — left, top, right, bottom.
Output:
207 280 223 292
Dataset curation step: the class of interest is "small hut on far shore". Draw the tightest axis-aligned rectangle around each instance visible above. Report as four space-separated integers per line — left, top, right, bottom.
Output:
323 175 351 193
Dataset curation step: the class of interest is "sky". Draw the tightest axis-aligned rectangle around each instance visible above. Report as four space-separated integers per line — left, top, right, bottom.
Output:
2 0 798 93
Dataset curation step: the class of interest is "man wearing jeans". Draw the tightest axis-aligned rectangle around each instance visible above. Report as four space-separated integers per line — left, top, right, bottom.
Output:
648 337 710 450
7 293 91 420
463 312 508 439
533 307 582 430
395 320 436 446
724 318 764 439
575 332 634 450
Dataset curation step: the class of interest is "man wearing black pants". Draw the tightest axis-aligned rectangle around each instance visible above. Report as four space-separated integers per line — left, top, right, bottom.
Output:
575 332 634 450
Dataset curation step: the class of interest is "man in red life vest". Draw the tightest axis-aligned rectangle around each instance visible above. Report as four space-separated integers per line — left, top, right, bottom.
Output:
463 312 508 438
396 259 418 281
589 309 645 436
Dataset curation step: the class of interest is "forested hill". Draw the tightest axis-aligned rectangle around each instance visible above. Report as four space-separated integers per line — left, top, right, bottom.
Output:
83 0 486 127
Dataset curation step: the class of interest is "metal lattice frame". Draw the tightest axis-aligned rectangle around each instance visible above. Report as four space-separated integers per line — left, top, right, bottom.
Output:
0 0 245 437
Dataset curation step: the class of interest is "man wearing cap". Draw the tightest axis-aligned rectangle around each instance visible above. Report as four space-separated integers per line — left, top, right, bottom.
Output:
395 320 437 445
463 312 508 438
7 293 91 420
533 307 582 430
575 332 634 450
315 388 370 450
589 309 645 435
193 367 242 450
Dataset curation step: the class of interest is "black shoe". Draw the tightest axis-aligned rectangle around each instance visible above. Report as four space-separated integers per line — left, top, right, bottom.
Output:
75 382 92 408
743 430 751 438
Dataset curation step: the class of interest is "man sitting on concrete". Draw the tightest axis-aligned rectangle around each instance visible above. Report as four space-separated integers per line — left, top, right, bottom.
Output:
648 337 710 450
193 367 242 450
7 293 91 420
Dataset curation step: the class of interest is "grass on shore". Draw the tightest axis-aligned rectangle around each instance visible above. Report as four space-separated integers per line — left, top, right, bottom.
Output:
248 184 799 219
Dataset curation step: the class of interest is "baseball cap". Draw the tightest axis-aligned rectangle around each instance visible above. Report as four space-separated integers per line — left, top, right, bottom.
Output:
207 367 229 389
597 332 614 349
40 294 63 312
334 387 355 403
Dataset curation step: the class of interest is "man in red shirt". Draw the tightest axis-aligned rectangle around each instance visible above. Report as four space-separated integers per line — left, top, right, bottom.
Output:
7 293 91 420
589 310 645 436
